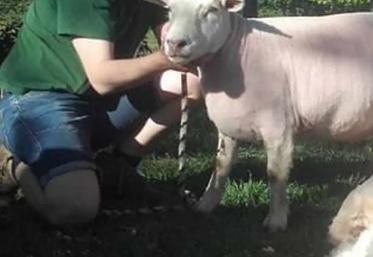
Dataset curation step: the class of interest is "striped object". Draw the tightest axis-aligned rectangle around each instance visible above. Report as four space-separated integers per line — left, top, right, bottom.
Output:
177 73 197 205
178 73 188 184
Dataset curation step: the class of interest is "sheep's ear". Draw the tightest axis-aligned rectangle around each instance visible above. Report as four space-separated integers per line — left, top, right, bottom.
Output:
220 0 245 12
144 0 168 7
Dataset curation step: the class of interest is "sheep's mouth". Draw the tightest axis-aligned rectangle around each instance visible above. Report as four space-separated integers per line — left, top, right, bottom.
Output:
167 54 193 65
167 52 191 59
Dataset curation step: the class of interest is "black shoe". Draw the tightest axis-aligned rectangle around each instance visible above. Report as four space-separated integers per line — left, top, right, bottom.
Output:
95 152 170 206
118 158 171 205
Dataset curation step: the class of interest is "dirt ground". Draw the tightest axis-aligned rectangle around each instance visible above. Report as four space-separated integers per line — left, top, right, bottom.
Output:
0 152 368 257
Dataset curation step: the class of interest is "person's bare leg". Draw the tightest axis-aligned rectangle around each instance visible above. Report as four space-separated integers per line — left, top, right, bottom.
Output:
15 163 100 225
118 70 201 156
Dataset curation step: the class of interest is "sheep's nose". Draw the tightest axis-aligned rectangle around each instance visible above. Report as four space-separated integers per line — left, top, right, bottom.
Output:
166 39 188 51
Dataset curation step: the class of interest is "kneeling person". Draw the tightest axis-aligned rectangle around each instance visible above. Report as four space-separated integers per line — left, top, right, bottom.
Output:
0 0 201 225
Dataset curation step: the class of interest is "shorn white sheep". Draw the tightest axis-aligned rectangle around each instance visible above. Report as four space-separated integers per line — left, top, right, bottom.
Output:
161 0 373 233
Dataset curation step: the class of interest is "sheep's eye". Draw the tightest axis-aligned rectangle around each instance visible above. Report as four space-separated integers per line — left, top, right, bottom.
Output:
208 6 219 13
202 6 219 17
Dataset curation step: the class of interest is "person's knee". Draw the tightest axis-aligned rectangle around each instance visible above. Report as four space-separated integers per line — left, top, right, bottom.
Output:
159 70 202 102
183 72 202 102
46 199 99 225
44 169 100 225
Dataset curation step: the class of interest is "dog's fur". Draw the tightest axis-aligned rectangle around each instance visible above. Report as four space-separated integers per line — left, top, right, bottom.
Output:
329 176 373 257
330 226 373 257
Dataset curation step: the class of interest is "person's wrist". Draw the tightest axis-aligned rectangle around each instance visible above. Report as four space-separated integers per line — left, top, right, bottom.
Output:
154 51 173 70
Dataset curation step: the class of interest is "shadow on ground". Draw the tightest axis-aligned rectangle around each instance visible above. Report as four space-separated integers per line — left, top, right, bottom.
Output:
0 154 371 257
0 198 333 257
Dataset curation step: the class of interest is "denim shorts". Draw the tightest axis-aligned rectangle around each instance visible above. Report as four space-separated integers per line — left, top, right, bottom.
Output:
0 86 158 187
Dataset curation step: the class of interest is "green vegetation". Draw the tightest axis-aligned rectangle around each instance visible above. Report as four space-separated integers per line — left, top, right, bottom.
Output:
259 0 371 16
1 128 371 256
0 0 30 61
1 0 371 62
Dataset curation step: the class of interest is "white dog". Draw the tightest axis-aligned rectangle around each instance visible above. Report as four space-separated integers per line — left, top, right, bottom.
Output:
330 227 373 257
329 176 373 257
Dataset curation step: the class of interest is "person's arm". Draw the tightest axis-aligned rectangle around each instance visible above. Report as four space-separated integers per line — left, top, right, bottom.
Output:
72 38 175 95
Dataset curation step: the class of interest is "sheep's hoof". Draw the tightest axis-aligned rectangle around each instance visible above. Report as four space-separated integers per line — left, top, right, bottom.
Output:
179 188 198 206
194 191 221 213
263 211 288 233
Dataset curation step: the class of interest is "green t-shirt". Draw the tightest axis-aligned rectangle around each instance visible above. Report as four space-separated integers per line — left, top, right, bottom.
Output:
0 0 167 95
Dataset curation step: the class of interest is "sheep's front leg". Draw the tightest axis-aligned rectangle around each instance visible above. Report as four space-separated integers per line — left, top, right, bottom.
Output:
195 132 238 213
263 132 294 232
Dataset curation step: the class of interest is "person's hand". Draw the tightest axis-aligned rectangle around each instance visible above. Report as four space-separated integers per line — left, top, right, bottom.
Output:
168 58 196 73
157 50 196 73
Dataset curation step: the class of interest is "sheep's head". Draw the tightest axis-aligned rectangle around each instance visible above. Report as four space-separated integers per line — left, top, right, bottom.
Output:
161 0 244 65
